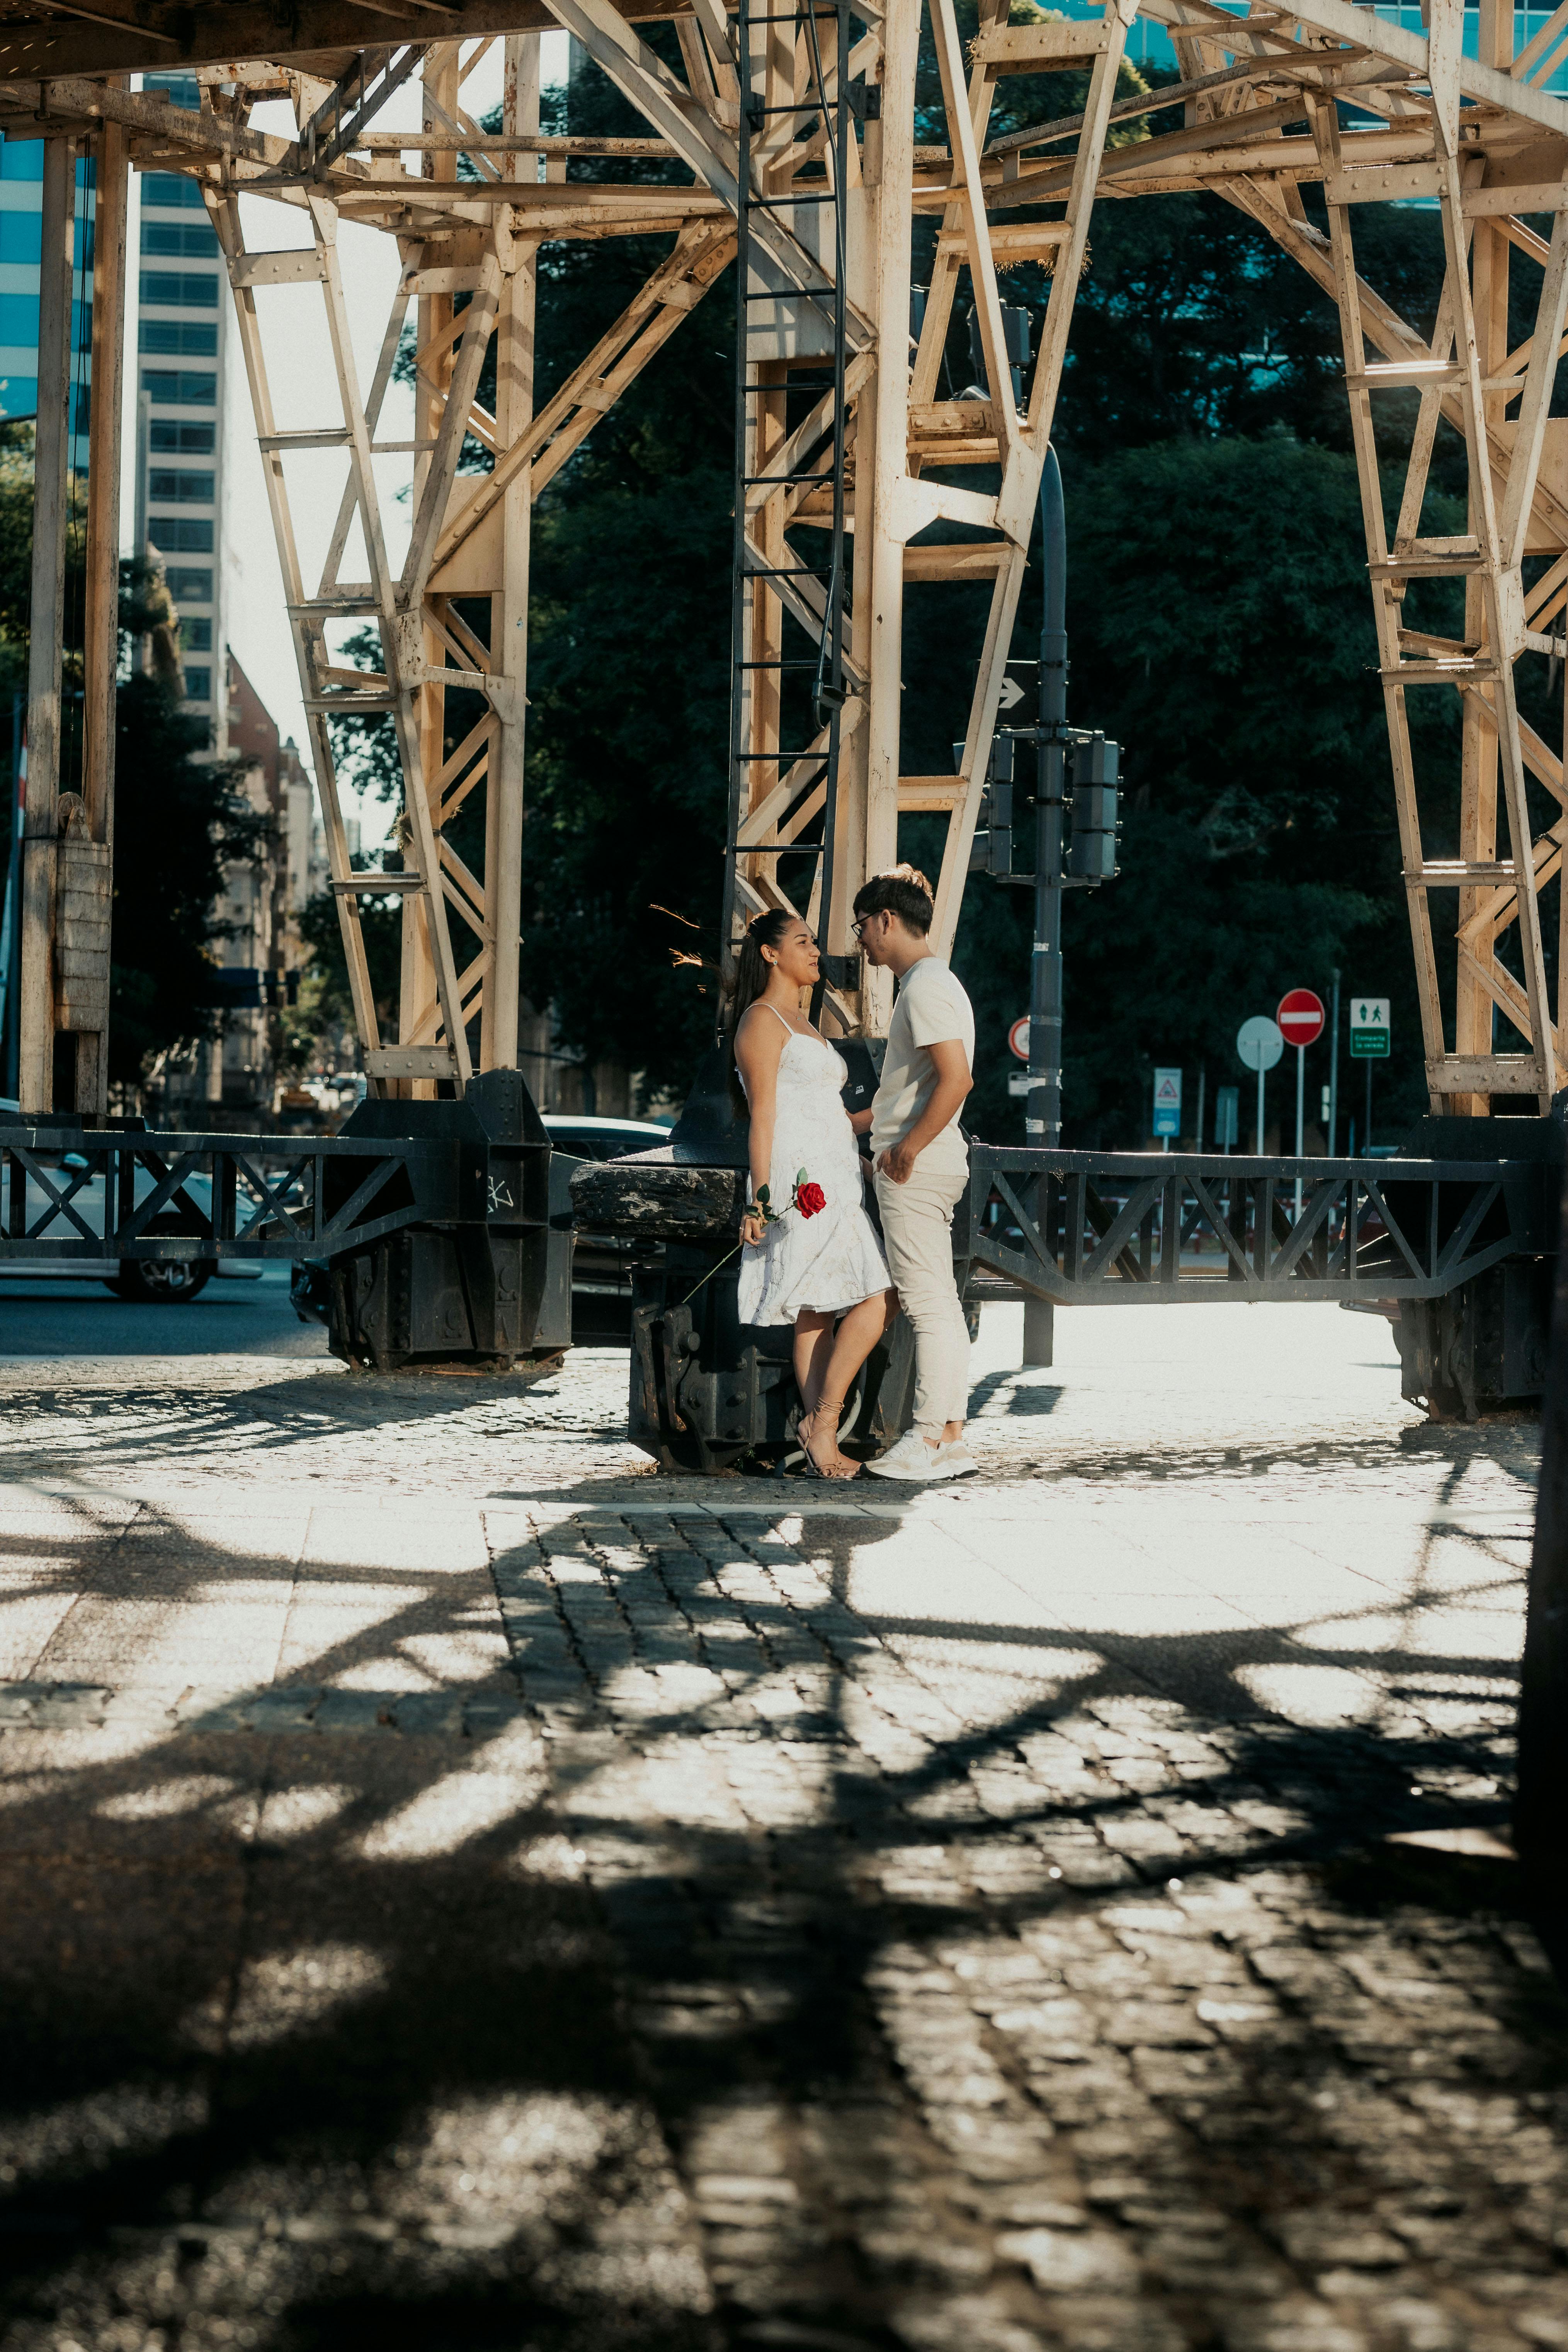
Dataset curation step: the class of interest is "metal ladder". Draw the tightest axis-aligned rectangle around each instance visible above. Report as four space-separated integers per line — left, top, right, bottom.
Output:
722 0 855 1003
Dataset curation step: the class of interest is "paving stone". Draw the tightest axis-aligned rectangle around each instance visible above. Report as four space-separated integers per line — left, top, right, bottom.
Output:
0 1308 1560 2349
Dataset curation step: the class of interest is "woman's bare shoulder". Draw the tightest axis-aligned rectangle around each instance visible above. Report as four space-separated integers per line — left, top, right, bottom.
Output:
735 1003 788 1061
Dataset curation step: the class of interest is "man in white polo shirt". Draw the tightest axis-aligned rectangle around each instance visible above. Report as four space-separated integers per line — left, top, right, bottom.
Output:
849 866 977 1481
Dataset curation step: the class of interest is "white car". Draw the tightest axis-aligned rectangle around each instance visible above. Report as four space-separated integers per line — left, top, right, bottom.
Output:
0 1250 263 1304
545 1115 672 1344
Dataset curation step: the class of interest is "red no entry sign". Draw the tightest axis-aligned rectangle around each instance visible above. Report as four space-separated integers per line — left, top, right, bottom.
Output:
1277 988 1325 1048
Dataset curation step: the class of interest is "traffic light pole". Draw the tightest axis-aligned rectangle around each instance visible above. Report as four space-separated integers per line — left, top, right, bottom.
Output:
1023 445 1067 1368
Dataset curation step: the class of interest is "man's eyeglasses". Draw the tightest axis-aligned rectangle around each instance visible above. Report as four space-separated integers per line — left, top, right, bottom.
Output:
851 916 876 939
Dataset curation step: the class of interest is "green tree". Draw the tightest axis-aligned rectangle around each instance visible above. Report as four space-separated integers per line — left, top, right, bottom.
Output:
0 422 67 884
948 434 1455 1145
108 667 272 1087
294 880 403 1038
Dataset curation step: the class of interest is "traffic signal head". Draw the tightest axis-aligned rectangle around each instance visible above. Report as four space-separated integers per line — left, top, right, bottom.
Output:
959 735 1014 878
1066 734 1120 882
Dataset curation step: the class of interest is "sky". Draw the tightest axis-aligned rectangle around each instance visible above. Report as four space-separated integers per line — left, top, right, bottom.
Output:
122 33 571 833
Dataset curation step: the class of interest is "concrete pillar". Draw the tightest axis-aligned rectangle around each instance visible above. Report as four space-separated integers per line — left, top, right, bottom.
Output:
76 120 129 1117
17 134 77 1116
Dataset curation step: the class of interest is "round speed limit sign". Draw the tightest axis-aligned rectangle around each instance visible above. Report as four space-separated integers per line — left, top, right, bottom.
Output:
1008 1016 1031 1061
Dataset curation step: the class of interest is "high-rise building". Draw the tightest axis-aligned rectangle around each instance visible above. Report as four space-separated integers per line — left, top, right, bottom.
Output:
0 140 94 465
132 73 228 749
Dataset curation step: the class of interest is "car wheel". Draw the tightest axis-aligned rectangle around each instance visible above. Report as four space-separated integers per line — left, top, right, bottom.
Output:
112 1257 214 1304
110 1213 215 1304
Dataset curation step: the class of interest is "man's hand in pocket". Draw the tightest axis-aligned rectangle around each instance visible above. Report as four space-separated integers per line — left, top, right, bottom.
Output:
875 1139 917 1185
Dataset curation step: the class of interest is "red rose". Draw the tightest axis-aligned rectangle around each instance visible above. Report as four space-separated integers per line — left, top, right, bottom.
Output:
797 1181 827 1219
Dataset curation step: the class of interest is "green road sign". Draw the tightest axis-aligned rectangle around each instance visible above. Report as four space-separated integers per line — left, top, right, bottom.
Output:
1350 995 1390 1058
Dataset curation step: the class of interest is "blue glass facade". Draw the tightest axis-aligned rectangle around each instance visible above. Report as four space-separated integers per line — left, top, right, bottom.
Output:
134 75 227 738
0 136 93 465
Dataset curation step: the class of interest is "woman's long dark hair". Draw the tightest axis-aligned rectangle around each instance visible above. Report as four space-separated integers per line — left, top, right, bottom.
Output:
726 907 795 1114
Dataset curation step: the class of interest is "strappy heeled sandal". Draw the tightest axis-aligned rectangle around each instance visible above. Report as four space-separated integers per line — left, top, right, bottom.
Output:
801 1408 861 1481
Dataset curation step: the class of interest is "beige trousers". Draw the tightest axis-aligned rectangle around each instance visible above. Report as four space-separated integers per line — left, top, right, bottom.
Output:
874 1161 971 1435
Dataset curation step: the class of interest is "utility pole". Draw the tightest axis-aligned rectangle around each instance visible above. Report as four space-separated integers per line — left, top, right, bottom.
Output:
1328 967 1341 1156
77 119 128 1116
1022 445 1066 1369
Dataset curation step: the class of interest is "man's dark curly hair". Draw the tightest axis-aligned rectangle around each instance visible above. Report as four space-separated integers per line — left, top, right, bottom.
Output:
853 864 933 935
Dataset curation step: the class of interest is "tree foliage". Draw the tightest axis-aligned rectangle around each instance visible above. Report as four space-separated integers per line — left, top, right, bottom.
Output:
295 877 403 1035
953 436 1418 1143
109 667 272 1086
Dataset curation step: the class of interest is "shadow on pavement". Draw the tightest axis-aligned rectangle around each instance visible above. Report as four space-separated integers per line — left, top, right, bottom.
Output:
0 1437 1562 2348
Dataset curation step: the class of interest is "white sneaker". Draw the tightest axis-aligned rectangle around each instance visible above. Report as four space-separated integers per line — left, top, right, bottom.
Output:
936 1440 978 1477
866 1429 961 1481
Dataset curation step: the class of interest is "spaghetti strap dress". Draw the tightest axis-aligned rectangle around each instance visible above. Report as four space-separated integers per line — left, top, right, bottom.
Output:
736 1007 891 1328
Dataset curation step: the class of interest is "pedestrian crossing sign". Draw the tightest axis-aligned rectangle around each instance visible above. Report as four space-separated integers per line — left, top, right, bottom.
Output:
1350 997 1390 1058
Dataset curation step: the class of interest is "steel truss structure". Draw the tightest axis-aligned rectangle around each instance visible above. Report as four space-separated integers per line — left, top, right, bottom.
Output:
9 0 1568 1125
961 1143 1554 1304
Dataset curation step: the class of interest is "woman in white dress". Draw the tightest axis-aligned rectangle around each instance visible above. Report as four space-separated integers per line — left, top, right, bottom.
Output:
731 908 895 1481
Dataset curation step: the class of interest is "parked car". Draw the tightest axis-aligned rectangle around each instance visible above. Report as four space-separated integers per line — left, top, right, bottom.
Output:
544 1116 671 1345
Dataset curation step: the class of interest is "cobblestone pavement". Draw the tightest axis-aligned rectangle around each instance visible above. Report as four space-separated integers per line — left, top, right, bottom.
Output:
0 1300 1559 2352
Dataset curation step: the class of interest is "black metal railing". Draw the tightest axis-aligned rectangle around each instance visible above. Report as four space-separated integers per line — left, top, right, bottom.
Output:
0 1124 464 1262
962 1145 1554 1305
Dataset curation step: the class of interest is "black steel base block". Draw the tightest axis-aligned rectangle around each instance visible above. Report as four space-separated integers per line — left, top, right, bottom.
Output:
628 1246 910 1474
575 1044 910 1471
1394 1261 1554 1422
325 1070 572 1376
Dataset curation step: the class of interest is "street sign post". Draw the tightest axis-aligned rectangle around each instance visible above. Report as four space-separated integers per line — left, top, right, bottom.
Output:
1349 997 1390 1056
1216 1083 1239 1151
1277 989 1325 1214
1153 1067 1182 1145
1277 989 1326 1049
1349 997 1389 1148
1237 1015 1283 1157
